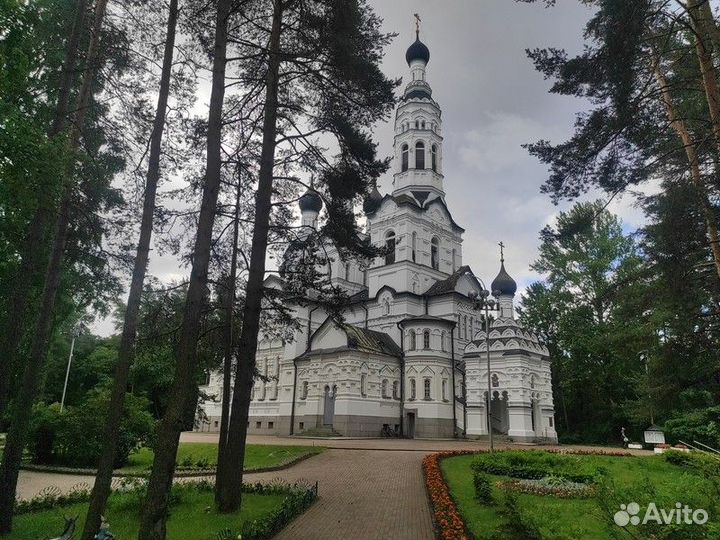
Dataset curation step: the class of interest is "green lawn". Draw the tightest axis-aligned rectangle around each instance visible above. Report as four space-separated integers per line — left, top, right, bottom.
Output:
4 489 285 540
121 443 322 474
441 451 720 540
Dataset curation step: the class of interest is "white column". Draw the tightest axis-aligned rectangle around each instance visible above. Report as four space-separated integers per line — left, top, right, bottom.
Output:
507 403 535 441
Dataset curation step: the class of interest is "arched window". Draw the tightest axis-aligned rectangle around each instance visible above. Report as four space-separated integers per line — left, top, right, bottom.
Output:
463 316 468 339
401 143 409 172
430 237 439 270
491 374 499 388
392 381 399 399
344 262 350 281
442 379 448 401
415 141 425 169
410 378 417 400
470 316 474 338
360 374 367 396
381 379 389 398
424 378 431 400
385 230 396 265
421 120 426 129
383 298 391 315
259 382 266 401
301 381 308 399
272 381 279 400
409 331 416 351
530 375 535 389
431 144 438 172
441 331 446 352
415 120 420 129
411 232 417 262
423 329 431 349
451 248 456 272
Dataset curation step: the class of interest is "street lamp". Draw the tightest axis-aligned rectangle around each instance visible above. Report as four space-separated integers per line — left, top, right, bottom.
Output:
469 287 498 452
60 325 82 413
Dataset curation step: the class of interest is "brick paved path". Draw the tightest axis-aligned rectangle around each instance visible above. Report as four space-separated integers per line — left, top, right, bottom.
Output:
247 449 434 540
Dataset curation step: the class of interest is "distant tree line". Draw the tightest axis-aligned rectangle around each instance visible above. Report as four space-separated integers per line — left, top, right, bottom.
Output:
518 0 720 446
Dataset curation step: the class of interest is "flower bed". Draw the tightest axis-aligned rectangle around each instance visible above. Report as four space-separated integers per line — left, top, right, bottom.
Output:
496 477 596 498
423 448 635 540
423 451 475 540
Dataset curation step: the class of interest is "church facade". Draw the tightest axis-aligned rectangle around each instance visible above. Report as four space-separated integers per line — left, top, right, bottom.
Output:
197 30 558 442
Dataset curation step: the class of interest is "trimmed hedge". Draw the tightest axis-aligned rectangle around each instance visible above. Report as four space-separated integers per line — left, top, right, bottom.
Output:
473 472 493 504
470 451 599 484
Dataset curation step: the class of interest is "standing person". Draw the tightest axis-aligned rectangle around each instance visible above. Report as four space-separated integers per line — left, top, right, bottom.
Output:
621 427 629 448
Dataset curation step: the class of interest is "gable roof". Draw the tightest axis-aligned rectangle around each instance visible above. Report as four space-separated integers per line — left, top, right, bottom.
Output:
425 265 483 296
304 318 402 358
343 325 402 357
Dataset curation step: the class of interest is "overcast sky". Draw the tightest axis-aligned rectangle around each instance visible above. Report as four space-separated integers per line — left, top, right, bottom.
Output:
91 0 651 336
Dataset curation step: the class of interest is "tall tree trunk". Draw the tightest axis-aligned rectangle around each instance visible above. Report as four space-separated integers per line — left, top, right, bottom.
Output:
0 0 109 533
688 0 720 190
690 0 720 64
215 179 242 504
216 0 283 513
137 0 230 537
0 0 88 422
80 2 179 538
652 54 720 281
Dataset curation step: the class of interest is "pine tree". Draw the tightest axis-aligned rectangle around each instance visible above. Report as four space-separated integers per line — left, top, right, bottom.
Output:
137 0 233 536
216 0 396 512
519 0 720 281
80 1 180 537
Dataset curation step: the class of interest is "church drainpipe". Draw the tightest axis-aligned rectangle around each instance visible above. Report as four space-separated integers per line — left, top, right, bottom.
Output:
289 358 298 435
450 324 457 437
290 305 320 436
397 322 405 438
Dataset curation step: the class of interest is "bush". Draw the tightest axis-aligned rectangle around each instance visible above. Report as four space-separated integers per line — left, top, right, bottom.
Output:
471 451 598 484
663 406 720 448
28 402 63 464
28 387 156 468
497 492 542 540
473 472 493 504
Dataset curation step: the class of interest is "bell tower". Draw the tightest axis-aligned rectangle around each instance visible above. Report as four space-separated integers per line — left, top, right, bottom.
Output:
392 16 444 202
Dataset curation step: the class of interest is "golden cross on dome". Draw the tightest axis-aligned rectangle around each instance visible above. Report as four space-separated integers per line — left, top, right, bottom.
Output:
414 13 421 39
498 241 505 263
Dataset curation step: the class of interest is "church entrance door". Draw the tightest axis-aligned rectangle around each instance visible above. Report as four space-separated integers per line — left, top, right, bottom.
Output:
406 412 416 439
323 385 335 426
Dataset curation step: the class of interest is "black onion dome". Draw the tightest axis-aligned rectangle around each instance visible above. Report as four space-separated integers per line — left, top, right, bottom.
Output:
298 189 322 212
405 38 430 66
363 185 383 214
491 262 517 296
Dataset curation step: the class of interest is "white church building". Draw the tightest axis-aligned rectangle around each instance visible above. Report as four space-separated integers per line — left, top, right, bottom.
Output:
197 29 558 442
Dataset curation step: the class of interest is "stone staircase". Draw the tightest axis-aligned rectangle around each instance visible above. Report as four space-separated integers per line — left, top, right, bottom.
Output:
470 433 515 444
295 426 344 438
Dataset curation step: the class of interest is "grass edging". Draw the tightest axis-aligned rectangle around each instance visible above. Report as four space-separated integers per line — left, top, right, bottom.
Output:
19 448 321 478
423 448 636 540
